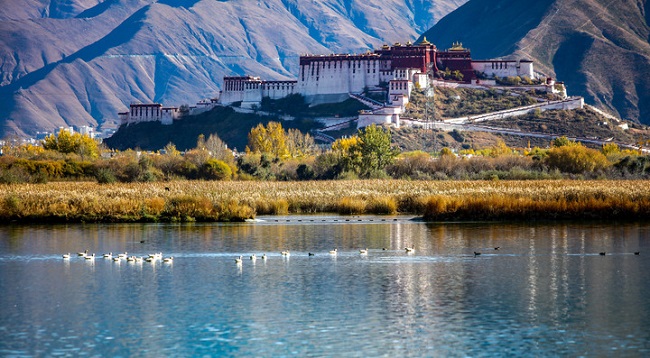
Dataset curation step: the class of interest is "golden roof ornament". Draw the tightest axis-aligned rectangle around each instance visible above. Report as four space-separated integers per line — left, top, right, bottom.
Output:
450 41 466 51
419 37 431 45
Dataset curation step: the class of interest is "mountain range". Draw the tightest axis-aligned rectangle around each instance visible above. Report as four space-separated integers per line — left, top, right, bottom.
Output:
0 0 466 137
1 0 649 139
420 0 650 126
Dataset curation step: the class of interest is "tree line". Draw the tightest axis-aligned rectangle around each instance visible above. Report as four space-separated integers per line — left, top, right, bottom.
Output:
1 122 649 184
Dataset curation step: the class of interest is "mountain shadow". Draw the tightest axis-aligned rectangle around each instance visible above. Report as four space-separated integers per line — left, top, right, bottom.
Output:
418 0 554 58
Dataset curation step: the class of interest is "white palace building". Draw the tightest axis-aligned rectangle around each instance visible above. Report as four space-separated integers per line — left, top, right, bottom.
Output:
119 39 566 128
218 39 536 111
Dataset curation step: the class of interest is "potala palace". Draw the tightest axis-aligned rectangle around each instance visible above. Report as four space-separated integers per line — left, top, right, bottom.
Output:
119 38 573 129
219 39 535 108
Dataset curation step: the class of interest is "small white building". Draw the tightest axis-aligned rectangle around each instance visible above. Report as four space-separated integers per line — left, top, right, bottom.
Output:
357 106 403 129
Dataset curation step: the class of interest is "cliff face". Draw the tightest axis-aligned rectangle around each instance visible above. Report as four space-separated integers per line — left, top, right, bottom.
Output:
420 0 650 125
0 0 466 137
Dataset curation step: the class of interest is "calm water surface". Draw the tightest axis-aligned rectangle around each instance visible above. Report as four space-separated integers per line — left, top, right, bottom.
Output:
0 216 649 357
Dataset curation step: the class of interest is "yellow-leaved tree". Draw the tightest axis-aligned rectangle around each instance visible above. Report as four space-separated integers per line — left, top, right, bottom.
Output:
42 129 99 159
247 122 290 158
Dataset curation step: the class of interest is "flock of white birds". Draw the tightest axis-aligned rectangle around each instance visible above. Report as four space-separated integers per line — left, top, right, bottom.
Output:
62 250 173 263
62 247 417 265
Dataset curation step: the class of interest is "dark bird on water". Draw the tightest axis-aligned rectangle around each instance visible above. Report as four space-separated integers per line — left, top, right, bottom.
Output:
599 252 606 256
308 252 315 256
634 251 640 255
494 247 500 250
474 252 481 256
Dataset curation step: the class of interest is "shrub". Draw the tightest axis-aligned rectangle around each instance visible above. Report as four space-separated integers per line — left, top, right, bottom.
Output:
296 163 315 180
200 159 232 180
546 145 610 174
0 166 30 184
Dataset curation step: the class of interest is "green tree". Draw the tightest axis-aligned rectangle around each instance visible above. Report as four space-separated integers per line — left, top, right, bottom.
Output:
355 124 399 177
551 136 578 148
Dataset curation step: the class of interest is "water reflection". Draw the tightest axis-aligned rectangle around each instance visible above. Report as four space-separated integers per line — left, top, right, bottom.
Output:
0 219 649 356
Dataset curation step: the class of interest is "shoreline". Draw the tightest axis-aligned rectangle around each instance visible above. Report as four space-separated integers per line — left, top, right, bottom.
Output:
2 179 650 223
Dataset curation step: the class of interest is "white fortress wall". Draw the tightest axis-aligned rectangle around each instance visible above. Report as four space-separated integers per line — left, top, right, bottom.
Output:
468 97 584 123
219 77 261 105
218 90 243 105
517 61 534 78
298 55 382 103
160 108 178 125
472 60 534 79
242 81 263 109
261 81 297 100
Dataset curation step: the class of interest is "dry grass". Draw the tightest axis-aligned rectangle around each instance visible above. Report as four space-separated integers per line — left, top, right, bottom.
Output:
1 180 650 222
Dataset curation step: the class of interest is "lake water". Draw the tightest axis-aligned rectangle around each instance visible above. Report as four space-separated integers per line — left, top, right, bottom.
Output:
0 216 649 357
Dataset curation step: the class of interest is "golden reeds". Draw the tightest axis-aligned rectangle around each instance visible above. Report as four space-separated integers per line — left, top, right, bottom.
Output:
0 180 649 222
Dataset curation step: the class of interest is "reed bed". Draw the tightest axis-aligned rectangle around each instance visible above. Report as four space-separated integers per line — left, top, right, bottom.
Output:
1 180 650 223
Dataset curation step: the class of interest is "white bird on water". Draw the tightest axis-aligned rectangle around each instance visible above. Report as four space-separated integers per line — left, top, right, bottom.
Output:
329 248 338 255
62 253 71 259
163 257 174 263
405 247 415 253
359 248 368 255
103 252 113 259
250 254 257 261
235 256 243 264
281 250 290 257
84 253 95 260
77 250 88 257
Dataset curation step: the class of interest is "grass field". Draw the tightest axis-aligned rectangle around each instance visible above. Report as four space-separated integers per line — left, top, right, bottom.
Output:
1 180 650 223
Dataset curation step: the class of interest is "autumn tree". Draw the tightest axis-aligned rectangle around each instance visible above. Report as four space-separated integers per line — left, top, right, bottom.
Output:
42 129 99 159
247 122 290 158
205 133 234 164
163 142 181 157
286 128 315 158
489 139 513 157
546 143 610 174
331 136 362 174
